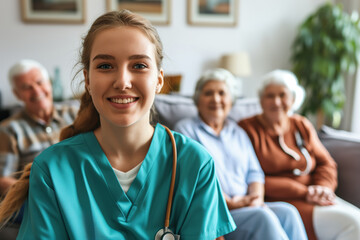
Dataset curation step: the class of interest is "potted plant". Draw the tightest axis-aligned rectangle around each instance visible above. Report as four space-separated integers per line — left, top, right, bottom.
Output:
291 2 360 128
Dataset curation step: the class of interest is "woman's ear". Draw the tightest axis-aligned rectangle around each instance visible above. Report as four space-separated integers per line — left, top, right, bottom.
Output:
156 69 164 93
259 95 266 110
83 69 90 93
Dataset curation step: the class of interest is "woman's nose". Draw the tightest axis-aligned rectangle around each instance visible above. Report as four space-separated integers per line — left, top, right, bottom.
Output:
212 93 221 102
113 69 132 90
274 96 282 105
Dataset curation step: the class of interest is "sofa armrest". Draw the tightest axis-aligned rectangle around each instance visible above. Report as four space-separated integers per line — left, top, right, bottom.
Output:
318 125 360 208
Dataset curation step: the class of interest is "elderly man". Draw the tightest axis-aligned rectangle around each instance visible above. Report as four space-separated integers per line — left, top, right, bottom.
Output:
0 59 78 195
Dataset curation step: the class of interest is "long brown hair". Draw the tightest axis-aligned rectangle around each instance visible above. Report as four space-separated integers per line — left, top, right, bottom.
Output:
0 9 164 225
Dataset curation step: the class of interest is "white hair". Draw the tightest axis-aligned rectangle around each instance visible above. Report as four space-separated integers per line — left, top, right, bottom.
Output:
258 69 305 113
8 59 49 89
193 68 239 105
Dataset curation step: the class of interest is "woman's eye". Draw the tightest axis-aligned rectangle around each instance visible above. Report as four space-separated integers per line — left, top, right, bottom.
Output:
280 92 288 98
219 91 226 96
97 64 112 70
133 63 147 69
203 91 213 96
265 94 274 99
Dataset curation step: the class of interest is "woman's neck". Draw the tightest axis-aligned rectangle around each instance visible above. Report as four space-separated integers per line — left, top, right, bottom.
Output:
258 113 290 135
201 116 224 136
95 121 154 172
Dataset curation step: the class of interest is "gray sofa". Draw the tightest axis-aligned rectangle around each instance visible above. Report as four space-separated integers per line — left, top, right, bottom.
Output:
154 94 360 208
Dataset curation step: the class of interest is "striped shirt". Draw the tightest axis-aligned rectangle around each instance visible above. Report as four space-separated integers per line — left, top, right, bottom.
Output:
0 103 79 177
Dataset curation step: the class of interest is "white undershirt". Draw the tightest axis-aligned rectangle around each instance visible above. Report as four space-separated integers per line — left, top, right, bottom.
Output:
112 161 143 193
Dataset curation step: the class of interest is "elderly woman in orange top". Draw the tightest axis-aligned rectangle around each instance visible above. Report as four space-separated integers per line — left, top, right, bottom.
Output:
239 69 360 240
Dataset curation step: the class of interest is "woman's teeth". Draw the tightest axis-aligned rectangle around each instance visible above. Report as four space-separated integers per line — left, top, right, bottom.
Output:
110 98 136 104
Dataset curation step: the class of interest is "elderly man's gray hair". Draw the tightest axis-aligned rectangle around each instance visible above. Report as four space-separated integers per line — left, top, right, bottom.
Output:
8 59 49 89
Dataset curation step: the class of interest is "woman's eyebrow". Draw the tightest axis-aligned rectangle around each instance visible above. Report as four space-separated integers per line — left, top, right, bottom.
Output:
92 54 115 61
129 54 151 60
92 54 151 61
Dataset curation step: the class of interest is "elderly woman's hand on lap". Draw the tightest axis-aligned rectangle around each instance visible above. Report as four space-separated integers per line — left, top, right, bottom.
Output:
306 185 336 206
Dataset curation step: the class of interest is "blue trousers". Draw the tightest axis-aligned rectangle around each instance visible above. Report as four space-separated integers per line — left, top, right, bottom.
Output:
224 202 308 240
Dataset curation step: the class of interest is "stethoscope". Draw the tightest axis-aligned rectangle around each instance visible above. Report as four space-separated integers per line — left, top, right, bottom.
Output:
154 125 180 240
278 130 312 176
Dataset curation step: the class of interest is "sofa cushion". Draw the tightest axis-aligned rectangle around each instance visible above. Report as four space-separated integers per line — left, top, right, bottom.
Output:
154 94 261 129
318 125 360 208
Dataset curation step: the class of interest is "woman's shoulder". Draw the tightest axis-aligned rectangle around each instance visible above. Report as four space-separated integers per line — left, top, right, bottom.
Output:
238 114 259 125
290 114 314 130
34 132 91 167
173 117 197 131
173 129 211 156
45 132 88 150
226 119 250 137
171 129 213 167
290 113 307 122
238 114 261 131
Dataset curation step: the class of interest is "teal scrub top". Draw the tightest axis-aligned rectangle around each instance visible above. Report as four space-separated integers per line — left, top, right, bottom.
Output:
17 124 236 240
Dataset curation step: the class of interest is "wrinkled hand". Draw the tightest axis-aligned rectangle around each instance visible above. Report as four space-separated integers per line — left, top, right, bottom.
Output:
227 194 261 210
306 185 336 206
248 194 263 207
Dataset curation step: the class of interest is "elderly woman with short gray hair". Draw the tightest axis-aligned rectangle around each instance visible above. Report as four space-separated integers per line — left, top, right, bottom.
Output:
175 68 307 240
239 69 360 240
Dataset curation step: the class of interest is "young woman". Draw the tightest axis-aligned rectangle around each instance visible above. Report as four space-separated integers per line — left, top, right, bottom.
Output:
0 10 235 239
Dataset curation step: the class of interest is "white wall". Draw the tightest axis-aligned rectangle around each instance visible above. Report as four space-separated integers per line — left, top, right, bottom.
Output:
0 0 328 108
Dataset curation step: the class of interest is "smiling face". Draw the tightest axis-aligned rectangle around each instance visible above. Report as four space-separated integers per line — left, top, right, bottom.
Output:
13 67 53 117
84 26 163 128
260 84 294 123
197 80 232 128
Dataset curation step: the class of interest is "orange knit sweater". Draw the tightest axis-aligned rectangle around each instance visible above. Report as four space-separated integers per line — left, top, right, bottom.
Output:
239 114 337 240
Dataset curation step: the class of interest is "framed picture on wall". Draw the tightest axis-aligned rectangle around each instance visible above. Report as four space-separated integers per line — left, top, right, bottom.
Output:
188 0 238 26
106 0 171 25
21 0 86 24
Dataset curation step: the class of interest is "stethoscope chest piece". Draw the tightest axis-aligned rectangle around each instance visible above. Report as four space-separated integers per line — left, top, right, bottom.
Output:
155 228 179 240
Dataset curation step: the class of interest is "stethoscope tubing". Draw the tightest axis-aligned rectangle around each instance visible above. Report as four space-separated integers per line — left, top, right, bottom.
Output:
162 125 177 229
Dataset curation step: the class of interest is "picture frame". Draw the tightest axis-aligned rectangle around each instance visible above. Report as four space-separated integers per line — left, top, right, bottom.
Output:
21 0 86 24
106 0 171 25
187 0 238 26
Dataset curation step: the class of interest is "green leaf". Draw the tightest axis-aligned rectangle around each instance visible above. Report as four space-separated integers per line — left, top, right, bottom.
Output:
291 2 360 123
